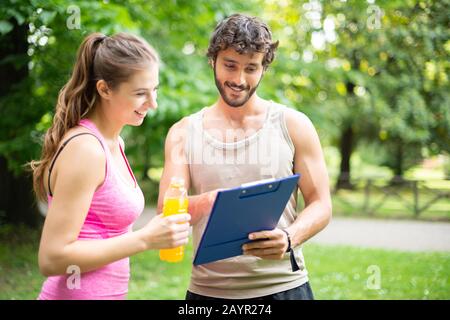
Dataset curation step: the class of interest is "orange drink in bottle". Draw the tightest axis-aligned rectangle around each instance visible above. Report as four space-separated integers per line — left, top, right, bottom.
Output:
159 177 189 263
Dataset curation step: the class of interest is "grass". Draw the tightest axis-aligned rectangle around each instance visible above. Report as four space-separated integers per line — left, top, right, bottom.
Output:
127 241 194 299
303 244 450 300
0 225 449 300
0 225 45 300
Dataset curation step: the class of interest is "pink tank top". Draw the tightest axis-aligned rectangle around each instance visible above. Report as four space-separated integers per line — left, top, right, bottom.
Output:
38 119 145 300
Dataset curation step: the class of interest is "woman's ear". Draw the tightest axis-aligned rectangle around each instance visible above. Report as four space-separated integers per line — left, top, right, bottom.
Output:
96 80 112 100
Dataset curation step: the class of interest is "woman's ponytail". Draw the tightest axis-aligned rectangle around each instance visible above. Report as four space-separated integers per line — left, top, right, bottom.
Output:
31 33 106 201
30 32 158 201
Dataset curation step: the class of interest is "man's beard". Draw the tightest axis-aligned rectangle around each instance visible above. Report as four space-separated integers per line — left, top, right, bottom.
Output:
214 69 261 108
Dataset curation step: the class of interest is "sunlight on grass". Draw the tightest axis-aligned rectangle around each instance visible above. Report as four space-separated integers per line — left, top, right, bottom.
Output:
128 240 194 299
303 243 450 300
1 226 448 300
127 241 450 300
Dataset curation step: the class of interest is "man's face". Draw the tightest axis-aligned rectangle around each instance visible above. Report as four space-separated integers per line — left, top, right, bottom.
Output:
213 47 265 108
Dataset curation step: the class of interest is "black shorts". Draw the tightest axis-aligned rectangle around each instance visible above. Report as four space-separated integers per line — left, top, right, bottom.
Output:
186 281 314 300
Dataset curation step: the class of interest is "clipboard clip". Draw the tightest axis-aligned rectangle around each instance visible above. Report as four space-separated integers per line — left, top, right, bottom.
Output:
239 179 281 198
240 178 276 188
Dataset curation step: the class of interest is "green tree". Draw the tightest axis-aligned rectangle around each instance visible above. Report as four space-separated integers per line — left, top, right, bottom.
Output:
374 0 450 179
0 0 259 225
1 0 448 226
262 0 449 187
116 0 257 201
0 0 145 225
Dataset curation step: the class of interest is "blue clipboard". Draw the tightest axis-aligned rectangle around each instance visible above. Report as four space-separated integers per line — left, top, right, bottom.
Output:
193 174 300 266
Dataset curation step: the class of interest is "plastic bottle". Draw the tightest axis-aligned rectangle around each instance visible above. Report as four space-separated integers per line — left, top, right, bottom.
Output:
159 177 189 263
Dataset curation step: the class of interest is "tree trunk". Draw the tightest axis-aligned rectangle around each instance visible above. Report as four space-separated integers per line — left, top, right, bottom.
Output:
391 140 406 186
336 125 354 190
0 19 41 227
0 157 41 226
0 19 28 93
394 141 403 177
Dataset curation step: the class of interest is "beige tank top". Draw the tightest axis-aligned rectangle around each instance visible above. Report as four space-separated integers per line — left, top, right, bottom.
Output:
186 101 309 299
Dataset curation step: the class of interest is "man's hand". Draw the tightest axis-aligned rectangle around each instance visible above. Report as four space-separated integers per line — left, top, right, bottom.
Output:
198 189 221 216
187 188 223 225
242 229 289 260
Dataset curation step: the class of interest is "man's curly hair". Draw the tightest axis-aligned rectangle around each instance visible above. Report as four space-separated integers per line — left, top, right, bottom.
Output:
207 14 279 69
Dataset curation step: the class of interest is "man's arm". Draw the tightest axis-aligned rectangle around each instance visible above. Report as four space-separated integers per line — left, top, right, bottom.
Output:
158 118 217 225
284 109 332 247
243 108 332 259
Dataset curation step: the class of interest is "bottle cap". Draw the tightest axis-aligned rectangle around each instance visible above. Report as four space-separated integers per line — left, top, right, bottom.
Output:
170 177 185 188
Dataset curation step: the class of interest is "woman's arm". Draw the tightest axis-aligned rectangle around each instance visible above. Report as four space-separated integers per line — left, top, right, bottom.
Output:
38 135 190 276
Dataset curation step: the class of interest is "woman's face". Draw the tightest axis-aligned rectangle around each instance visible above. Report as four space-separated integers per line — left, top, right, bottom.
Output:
106 64 159 126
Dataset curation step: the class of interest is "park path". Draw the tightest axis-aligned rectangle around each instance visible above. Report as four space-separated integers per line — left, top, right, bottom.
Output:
133 208 450 253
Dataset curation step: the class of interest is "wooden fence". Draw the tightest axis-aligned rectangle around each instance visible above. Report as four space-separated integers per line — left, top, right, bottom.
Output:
331 176 450 218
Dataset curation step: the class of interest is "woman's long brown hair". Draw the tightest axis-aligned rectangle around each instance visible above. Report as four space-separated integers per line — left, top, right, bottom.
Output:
30 32 159 201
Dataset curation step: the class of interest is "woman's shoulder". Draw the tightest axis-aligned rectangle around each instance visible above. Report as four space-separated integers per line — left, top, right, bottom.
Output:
59 126 104 152
54 127 106 173
44 126 106 195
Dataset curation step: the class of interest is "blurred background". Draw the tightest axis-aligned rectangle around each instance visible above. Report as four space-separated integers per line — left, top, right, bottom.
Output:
0 0 449 299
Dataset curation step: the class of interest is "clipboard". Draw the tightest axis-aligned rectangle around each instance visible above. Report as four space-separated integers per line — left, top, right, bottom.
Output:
193 174 300 266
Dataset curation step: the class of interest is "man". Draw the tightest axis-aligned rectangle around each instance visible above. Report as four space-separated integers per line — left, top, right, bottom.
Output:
158 13 331 300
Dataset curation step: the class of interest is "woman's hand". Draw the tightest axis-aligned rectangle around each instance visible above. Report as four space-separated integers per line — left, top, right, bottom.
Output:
139 213 191 250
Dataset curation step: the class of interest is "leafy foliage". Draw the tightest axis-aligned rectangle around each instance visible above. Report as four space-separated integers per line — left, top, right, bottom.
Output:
261 0 449 175
0 0 448 203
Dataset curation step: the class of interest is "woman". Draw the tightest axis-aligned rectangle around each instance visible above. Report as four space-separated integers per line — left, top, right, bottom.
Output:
30 32 190 300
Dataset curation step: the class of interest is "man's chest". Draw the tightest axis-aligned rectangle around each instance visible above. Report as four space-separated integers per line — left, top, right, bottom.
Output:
203 117 266 142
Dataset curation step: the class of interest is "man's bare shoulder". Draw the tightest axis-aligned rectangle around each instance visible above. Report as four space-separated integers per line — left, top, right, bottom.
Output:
166 116 191 142
273 103 314 131
278 105 311 125
170 116 190 132
276 104 318 147
165 114 194 149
